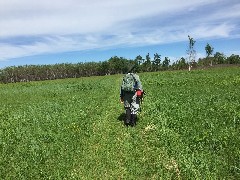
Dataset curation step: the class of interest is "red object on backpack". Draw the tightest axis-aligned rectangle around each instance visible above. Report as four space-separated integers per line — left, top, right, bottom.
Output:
136 90 142 97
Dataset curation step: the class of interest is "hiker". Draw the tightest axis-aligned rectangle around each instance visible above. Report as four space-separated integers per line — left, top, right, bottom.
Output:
120 67 144 126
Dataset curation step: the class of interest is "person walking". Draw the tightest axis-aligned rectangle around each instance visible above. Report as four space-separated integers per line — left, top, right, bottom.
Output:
120 66 144 126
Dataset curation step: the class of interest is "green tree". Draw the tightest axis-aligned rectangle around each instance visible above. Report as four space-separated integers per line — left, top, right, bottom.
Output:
108 56 128 74
162 57 170 70
135 55 144 65
142 53 152 72
135 55 144 72
214 52 226 64
205 43 214 66
172 57 188 70
226 54 240 64
152 53 161 71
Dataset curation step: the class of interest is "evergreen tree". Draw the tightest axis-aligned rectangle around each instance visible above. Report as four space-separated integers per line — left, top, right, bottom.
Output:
153 53 161 71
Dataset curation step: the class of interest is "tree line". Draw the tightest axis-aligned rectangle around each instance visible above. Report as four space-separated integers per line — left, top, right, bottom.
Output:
0 52 239 83
1 36 240 83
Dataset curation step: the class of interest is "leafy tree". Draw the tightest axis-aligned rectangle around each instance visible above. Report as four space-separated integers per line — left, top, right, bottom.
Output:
135 55 144 65
179 57 188 69
214 52 226 64
226 54 240 64
108 56 129 74
152 53 161 71
142 53 152 72
162 57 170 70
99 61 110 75
172 57 188 70
205 43 214 66
134 55 144 72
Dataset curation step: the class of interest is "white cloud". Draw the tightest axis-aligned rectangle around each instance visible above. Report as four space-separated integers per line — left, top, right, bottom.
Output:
0 0 239 62
191 23 236 39
0 0 220 37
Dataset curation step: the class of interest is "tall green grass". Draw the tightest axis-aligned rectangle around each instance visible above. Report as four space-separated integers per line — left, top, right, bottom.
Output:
0 67 239 179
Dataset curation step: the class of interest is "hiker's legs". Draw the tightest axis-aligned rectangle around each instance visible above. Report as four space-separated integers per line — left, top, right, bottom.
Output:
130 95 140 126
123 92 140 126
125 108 131 125
123 93 132 126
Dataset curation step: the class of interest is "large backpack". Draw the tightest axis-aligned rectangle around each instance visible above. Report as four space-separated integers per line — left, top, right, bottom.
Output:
121 73 137 92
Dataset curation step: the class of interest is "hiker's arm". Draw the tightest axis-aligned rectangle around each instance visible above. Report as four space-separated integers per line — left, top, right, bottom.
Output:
138 81 143 90
120 88 124 103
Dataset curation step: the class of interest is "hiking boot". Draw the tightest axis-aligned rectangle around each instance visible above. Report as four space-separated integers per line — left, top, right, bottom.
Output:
130 114 137 127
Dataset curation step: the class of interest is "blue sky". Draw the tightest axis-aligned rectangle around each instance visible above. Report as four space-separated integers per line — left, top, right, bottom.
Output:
0 0 239 69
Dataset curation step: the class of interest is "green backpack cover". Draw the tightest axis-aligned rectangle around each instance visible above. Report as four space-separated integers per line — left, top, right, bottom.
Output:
121 73 137 92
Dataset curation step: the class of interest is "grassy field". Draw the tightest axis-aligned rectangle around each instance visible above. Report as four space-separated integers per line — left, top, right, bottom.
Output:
0 67 239 179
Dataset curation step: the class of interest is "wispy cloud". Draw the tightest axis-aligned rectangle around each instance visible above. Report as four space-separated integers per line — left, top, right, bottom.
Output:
0 0 239 62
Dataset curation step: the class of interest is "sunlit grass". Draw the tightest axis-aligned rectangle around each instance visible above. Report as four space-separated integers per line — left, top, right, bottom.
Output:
0 67 239 179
